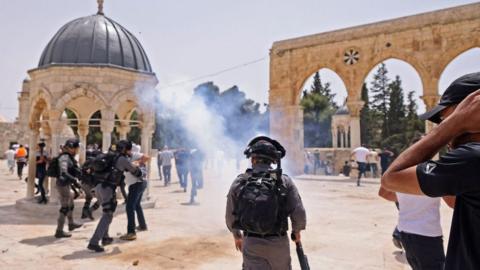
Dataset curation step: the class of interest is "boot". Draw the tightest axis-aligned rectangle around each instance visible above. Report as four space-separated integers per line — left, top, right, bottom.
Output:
102 237 114 246
68 223 82 231
136 226 148 232
81 206 90 219
119 233 137 241
87 244 105 253
55 230 72 238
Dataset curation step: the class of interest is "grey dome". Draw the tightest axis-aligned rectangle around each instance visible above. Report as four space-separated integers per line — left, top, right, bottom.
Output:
38 14 153 73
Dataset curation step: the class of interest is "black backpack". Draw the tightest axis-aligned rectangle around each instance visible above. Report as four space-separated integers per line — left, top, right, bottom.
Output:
234 171 288 235
92 152 121 185
46 153 67 178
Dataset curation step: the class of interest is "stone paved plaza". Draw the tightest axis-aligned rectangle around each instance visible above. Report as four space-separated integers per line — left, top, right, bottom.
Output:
0 159 454 269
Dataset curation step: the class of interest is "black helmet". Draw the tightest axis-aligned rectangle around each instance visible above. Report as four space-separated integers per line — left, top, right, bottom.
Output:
244 136 286 162
64 138 80 149
116 140 133 153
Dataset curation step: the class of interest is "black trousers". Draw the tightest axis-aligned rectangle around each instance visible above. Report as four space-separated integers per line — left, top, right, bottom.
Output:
400 231 445 270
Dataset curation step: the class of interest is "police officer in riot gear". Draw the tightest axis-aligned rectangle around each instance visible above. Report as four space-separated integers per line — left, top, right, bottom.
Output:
79 151 101 220
225 136 307 269
55 138 83 238
87 140 143 252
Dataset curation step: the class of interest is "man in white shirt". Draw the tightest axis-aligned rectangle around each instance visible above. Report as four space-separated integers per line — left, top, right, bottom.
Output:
379 187 455 270
4 147 15 174
159 147 174 186
351 145 370 186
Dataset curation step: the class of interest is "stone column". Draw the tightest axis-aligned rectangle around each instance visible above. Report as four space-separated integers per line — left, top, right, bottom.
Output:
48 118 63 203
26 128 40 199
270 105 304 175
140 122 154 200
331 127 337 148
77 120 89 164
347 100 364 149
101 109 115 152
421 94 440 134
117 123 131 140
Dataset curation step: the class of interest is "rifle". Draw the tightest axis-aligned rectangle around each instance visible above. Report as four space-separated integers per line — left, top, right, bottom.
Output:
291 232 310 270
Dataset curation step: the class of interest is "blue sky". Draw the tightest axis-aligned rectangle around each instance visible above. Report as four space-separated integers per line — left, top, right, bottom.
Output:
0 0 479 120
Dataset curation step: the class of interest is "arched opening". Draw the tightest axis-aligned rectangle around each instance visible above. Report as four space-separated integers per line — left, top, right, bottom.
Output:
361 59 424 154
127 110 141 144
439 48 480 94
88 110 103 147
299 68 348 148
64 108 79 136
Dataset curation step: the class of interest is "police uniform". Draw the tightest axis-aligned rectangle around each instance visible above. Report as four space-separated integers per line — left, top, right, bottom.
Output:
55 152 82 237
88 146 141 252
225 136 307 270
79 158 99 220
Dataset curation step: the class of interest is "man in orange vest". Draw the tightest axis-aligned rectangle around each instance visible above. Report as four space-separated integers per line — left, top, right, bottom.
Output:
15 145 28 180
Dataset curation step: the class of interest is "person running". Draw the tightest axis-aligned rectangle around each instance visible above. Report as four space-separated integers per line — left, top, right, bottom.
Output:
120 145 149 241
54 139 82 238
189 149 205 204
351 145 370 186
156 148 162 182
4 147 15 174
379 148 394 176
382 72 480 270
15 144 28 180
36 142 49 204
226 136 306 269
159 146 174 186
174 148 190 192
88 140 142 252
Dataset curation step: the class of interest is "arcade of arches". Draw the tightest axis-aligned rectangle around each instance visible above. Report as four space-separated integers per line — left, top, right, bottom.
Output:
20 67 157 201
269 3 480 174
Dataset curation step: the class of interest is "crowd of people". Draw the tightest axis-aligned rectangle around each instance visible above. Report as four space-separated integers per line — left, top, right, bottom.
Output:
3 72 480 270
1 137 207 253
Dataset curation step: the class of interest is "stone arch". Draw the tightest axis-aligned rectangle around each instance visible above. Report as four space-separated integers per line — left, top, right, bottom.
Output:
294 66 348 106
54 83 108 114
437 43 480 80
360 55 427 97
29 93 51 130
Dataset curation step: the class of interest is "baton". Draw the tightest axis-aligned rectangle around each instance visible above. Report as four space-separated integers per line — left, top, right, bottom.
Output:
291 232 310 270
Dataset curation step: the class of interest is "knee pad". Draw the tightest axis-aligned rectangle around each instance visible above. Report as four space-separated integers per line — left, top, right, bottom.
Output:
91 201 100 211
59 207 69 215
102 199 117 213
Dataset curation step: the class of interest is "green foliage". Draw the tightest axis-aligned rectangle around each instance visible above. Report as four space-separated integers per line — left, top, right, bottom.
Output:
370 63 390 137
362 63 425 155
387 76 406 136
301 72 337 147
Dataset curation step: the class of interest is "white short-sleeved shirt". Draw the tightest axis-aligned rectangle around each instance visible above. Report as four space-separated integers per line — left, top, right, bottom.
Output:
397 192 442 237
352 147 370 163
4 150 15 161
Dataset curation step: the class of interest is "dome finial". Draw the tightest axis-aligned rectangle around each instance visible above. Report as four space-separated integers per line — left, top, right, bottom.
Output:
97 0 104 15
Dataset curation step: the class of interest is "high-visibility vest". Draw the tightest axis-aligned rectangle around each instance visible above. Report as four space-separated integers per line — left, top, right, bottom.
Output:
16 148 27 158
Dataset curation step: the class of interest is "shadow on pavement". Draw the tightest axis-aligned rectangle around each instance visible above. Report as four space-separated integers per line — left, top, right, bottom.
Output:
19 235 62 247
62 246 122 260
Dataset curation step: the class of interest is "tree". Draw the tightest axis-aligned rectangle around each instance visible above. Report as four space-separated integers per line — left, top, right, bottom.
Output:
360 83 371 146
405 91 425 139
387 75 406 136
310 72 337 108
370 63 390 138
301 72 337 147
